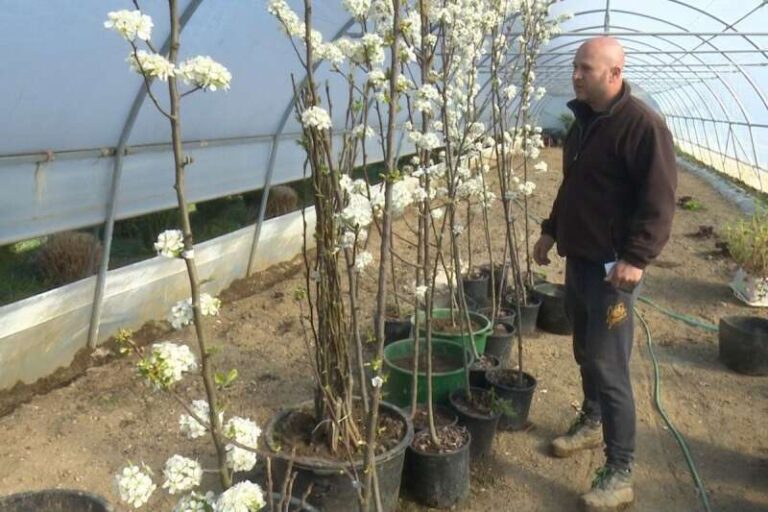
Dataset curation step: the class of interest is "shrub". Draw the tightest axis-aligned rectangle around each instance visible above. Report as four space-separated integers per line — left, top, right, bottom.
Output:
36 231 102 285
723 210 768 276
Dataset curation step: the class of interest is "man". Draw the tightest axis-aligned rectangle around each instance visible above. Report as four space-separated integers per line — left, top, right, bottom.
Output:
533 37 677 511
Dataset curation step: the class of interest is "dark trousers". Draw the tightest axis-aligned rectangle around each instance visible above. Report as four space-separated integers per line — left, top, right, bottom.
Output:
565 257 640 470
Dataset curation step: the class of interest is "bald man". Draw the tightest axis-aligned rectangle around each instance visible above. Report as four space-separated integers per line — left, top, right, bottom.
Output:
533 37 677 511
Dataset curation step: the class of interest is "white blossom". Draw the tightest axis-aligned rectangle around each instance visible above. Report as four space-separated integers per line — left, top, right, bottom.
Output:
139 342 198 389
214 482 266 512
534 86 546 100
224 417 262 472
128 50 176 81
340 193 373 228
267 0 303 37
173 491 215 512
178 56 232 92
169 294 220 330
355 251 373 272
105 10 153 41
371 375 384 388
162 455 203 495
518 180 536 196
415 285 428 300
431 207 445 220
154 230 184 258
343 0 372 19
179 399 222 440
115 464 156 509
534 161 548 173
316 42 346 68
352 123 375 139
199 293 222 317
301 106 332 131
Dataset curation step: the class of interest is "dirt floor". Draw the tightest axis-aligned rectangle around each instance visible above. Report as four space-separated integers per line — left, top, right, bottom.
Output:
0 147 766 511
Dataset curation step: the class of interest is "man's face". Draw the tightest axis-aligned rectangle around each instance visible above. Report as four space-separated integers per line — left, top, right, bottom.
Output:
572 44 617 107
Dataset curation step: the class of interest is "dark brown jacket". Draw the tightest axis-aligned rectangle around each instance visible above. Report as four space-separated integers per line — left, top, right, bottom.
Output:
541 83 677 269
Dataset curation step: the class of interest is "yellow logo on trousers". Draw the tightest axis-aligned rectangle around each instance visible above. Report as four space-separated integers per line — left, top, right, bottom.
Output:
606 302 628 329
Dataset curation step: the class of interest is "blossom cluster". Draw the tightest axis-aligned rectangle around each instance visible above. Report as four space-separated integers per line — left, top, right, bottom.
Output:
115 464 156 509
107 11 231 90
155 230 185 258
214 482 266 512
224 417 262 472
104 10 153 41
178 56 233 91
301 106 332 131
179 399 222 439
138 342 198 390
162 455 203 495
169 294 221 330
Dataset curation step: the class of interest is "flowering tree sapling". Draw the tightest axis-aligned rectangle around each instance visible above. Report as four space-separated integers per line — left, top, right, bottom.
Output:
105 5 273 511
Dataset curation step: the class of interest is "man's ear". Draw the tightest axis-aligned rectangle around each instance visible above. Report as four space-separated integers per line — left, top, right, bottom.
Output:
610 66 623 82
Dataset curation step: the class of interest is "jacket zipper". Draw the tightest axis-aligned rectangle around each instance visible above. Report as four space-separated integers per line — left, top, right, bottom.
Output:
572 112 610 162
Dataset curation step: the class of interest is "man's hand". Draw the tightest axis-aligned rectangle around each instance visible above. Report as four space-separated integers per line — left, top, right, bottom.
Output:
533 234 555 265
606 260 643 291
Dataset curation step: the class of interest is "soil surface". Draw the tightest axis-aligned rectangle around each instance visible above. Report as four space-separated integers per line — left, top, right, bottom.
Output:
390 349 463 373
409 406 457 432
1 148 767 511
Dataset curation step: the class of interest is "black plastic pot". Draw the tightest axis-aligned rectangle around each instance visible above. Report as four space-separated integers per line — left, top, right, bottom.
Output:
484 320 516 366
449 387 501 461
404 426 471 508
718 316 768 376
469 354 501 389
480 263 508 301
462 273 490 307
506 294 542 335
486 369 537 431
0 489 113 511
532 282 573 335
264 401 413 512
384 318 412 345
261 493 320 512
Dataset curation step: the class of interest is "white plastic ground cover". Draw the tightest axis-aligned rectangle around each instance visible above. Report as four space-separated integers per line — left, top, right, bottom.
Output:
676 157 757 215
0 208 316 391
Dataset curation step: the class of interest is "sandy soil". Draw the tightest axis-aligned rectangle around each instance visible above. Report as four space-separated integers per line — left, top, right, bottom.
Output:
0 147 766 511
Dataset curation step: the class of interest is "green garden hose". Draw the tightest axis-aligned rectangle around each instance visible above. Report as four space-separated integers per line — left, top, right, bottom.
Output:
637 296 718 333
636 309 714 512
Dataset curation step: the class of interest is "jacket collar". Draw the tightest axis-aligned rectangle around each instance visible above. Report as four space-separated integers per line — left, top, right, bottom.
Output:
567 81 631 125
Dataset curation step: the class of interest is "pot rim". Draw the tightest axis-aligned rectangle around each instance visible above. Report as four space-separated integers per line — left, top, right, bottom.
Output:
383 338 475 377
486 369 537 392
449 387 502 420
264 400 414 472
407 425 472 456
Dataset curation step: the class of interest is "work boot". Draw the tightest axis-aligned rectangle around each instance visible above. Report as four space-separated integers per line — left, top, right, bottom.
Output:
551 412 603 457
580 466 634 511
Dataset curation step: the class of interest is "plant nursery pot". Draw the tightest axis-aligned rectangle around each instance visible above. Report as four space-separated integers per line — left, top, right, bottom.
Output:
262 493 320 512
479 263 509 301
462 272 490 307
718 315 768 376
0 489 113 512
383 338 474 407
506 295 542 335
729 267 768 307
384 317 412 346
486 369 537 431
484 320 516 366
403 404 458 433
531 282 573 335
403 425 471 509
449 387 501 461
468 354 501 389
414 308 493 355
264 401 414 512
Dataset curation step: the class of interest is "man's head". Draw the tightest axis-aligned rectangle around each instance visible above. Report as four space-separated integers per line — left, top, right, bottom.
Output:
572 37 625 111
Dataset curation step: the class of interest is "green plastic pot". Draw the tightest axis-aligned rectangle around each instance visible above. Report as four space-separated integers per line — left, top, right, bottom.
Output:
412 308 492 355
383 338 473 407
